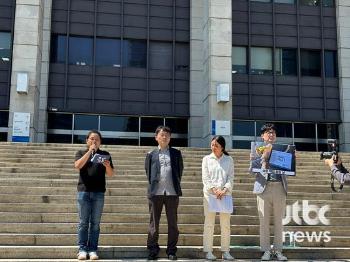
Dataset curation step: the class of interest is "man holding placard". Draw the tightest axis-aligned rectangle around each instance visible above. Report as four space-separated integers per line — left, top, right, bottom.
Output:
249 123 295 261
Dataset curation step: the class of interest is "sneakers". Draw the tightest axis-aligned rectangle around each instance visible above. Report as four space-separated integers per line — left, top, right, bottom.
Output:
261 250 272 261
206 251 217 261
275 251 287 261
88 251 99 260
222 251 234 261
77 251 87 260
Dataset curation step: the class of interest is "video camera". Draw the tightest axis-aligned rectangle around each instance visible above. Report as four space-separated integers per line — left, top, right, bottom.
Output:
320 139 338 162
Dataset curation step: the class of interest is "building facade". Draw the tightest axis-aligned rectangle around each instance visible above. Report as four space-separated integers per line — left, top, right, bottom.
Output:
0 0 349 151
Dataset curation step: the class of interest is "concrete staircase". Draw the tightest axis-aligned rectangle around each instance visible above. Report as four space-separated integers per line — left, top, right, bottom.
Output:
0 142 350 260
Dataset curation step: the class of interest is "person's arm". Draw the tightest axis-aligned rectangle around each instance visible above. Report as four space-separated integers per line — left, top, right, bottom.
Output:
74 145 95 170
178 150 184 181
223 157 234 194
145 152 152 184
325 157 350 184
103 159 114 177
202 156 215 193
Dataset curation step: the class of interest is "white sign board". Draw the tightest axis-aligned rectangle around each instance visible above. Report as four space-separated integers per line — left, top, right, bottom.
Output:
212 120 230 136
12 112 30 142
17 72 28 93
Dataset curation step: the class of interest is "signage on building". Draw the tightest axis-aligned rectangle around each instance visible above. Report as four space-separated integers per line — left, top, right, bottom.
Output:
12 112 30 142
211 120 230 136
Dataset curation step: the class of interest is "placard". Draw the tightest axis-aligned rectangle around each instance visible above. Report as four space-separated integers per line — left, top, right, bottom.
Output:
250 141 296 176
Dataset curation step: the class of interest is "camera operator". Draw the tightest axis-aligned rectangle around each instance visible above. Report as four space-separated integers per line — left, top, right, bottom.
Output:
325 155 350 185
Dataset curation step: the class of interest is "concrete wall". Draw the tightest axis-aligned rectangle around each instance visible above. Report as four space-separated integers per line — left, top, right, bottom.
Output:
8 0 50 142
337 0 350 151
189 0 233 148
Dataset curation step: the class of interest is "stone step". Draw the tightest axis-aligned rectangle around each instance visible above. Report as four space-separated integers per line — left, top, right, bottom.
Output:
1 194 349 208
0 233 346 247
0 178 340 193
0 173 338 185
0 186 348 200
0 246 349 260
0 202 348 217
1 211 349 227
0 222 348 236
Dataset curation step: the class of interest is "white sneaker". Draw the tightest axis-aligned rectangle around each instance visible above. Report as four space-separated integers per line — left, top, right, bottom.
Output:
222 251 234 260
275 251 287 261
77 251 87 260
88 251 99 260
261 250 272 261
206 251 217 260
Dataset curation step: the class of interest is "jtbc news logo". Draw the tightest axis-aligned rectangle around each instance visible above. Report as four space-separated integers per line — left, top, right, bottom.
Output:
283 200 331 244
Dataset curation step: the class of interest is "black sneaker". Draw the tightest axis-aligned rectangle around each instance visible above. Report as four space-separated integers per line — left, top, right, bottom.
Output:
168 254 177 260
147 253 158 260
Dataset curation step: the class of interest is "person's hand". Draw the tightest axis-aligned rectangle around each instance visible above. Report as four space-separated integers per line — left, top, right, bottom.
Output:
217 188 227 200
324 158 334 168
89 143 98 153
102 159 111 168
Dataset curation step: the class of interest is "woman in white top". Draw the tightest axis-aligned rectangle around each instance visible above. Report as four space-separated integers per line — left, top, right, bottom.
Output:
202 136 234 261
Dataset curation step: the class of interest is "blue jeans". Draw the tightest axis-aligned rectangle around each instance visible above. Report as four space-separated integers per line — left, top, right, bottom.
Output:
77 192 105 252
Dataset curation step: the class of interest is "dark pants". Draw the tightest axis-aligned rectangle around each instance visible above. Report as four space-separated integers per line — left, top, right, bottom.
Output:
147 195 179 256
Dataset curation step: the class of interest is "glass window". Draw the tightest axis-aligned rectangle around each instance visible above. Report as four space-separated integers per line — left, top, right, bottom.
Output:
0 111 9 127
273 122 293 138
0 132 7 141
317 123 339 139
300 0 320 6
123 39 147 68
48 113 73 130
47 134 72 143
175 43 189 71
102 138 138 145
141 117 164 133
73 135 86 144
251 47 273 75
325 51 337 78
294 142 316 151
50 35 66 63
100 116 139 132
294 123 316 138
232 46 247 74
233 121 255 136
140 137 158 146
74 114 98 130
274 0 294 3
0 32 11 62
232 140 251 149
323 0 334 7
170 138 188 147
165 118 188 134
150 42 172 70
69 36 93 65
275 48 297 76
301 50 321 77
251 0 270 2
96 38 121 67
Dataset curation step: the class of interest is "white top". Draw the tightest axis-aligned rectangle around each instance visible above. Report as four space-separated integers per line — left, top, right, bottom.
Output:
202 153 234 196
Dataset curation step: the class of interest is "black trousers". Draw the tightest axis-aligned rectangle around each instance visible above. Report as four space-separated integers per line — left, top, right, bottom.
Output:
147 195 179 256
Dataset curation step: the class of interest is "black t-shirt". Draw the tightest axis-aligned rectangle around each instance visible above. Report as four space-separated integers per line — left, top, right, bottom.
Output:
75 148 114 192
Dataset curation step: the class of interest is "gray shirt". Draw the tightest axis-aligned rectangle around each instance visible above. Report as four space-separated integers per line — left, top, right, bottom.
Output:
155 147 176 196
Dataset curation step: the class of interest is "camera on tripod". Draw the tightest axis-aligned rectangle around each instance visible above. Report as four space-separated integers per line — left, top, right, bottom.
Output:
320 139 338 161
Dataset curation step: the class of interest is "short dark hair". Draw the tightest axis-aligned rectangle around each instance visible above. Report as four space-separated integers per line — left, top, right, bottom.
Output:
86 130 102 141
155 125 171 135
260 123 276 135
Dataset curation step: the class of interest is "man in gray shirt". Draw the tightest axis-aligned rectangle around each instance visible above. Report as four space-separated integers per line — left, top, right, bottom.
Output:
145 126 183 260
